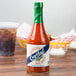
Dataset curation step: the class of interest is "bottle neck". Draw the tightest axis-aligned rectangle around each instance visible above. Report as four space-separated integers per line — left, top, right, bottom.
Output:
34 6 43 23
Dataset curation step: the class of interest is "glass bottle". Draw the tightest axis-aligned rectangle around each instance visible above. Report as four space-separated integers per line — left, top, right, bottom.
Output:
26 2 50 73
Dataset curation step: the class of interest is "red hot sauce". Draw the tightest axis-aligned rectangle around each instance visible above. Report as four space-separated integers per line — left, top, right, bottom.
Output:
26 2 50 73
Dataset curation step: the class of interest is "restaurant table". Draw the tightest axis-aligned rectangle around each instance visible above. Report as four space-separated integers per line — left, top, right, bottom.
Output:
0 45 76 76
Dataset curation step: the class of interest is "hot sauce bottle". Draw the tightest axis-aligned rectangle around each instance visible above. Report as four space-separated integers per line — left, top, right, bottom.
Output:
26 2 50 73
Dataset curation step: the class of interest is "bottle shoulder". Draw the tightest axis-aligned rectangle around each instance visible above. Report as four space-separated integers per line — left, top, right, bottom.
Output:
26 39 49 45
26 23 49 45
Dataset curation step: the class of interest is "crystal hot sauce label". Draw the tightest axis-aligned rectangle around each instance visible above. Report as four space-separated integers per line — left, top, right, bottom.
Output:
27 44 50 67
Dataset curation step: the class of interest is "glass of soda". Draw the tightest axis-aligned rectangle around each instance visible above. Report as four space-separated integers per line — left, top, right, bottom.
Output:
0 22 19 56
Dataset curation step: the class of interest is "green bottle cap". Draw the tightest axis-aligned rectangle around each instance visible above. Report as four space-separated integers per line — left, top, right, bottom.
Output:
34 2 43 23
34 2 43 8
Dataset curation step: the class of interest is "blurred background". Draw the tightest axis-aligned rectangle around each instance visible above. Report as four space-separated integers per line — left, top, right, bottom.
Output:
0 0 76 36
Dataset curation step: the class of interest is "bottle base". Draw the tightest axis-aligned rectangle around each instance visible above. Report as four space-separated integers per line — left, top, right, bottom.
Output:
27 70 49 74
26 66 49 74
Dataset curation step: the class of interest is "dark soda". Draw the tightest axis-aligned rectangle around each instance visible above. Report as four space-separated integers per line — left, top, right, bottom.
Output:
0 28 16 56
